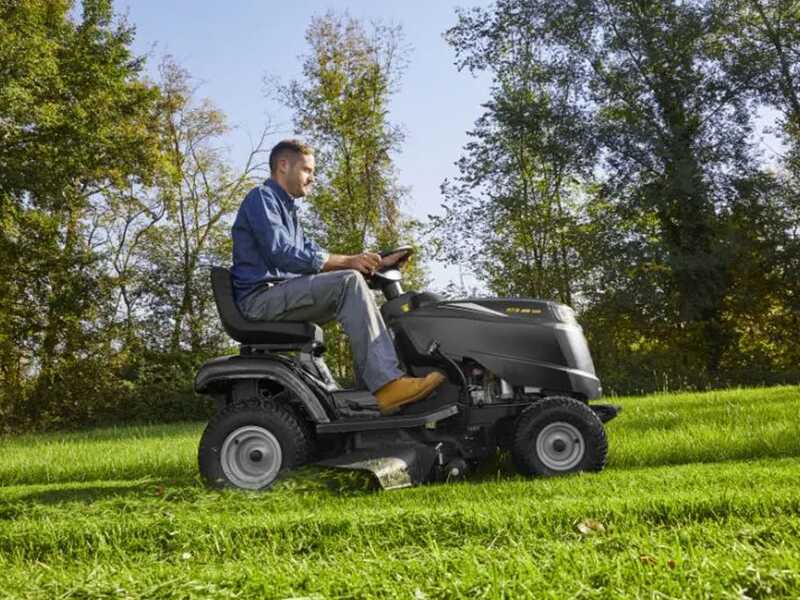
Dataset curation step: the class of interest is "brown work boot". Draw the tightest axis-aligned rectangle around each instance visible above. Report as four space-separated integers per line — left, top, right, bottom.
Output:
374 372 447 415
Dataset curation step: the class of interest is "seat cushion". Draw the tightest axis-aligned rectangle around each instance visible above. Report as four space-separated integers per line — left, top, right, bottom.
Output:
211 267 319 346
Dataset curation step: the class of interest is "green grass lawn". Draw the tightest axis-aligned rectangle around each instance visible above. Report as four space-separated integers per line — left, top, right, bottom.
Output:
1 386 799 599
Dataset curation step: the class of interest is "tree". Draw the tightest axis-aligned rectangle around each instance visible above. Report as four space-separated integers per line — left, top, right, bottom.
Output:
436 7 596 304
278 12 423 382
281 14 411 254
0 3 264 429
725 1 800 140
96 180 165 347
0 0 162 428
443 0 768 383
137 58 269 354
84 58 272 427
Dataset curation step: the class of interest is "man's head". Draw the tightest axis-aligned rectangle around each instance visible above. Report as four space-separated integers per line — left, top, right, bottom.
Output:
269 139 315 198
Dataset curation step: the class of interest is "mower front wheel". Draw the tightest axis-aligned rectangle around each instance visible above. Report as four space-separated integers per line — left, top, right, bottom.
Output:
512 396 607 477
198 398 313 490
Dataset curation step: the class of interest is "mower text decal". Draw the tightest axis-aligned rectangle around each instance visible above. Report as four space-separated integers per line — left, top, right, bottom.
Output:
505 307 542 315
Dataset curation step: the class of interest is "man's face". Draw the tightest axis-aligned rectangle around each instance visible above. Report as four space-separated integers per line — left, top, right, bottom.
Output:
284 153 315 198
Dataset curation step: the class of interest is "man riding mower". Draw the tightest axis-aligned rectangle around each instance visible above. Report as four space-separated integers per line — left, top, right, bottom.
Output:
195 139 619 490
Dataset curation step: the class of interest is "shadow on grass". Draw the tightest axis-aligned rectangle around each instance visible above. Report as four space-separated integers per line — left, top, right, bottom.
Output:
0 462 195 487
0 421 205 446
0 478 200 515
609 445 800 470
426 444 800 488
1 467 380 511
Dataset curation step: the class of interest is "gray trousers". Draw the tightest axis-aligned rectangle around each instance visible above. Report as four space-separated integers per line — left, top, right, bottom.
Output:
239 269 404 392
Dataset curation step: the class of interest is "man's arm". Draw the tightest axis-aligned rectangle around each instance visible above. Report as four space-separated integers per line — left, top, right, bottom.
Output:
322 252 382 275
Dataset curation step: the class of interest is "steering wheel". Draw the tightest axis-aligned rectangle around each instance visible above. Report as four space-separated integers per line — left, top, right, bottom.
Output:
378 245 414 266
369 245 414 286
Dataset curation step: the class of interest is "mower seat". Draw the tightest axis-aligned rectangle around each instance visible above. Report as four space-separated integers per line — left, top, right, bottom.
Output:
210 267 321 349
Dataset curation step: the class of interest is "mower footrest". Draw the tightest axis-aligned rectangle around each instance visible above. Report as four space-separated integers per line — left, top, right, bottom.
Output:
316 404 459 434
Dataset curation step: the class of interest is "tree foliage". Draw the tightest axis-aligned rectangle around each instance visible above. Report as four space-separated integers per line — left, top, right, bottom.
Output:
0 2 265 429
139 58 265 354
0 0 163 427
282 13 410 254
278 12 425 382
435 5 596 304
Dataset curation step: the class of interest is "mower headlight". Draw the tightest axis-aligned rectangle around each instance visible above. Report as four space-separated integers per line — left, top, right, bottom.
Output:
553 304 577 324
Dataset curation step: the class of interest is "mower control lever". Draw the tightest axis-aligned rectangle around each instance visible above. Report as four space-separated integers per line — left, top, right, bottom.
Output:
426 340 470 407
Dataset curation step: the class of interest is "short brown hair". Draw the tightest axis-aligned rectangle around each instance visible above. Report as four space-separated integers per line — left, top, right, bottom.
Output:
269 139 313 173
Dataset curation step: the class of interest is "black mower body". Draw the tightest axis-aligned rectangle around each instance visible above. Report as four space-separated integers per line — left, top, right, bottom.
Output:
381 294 602 402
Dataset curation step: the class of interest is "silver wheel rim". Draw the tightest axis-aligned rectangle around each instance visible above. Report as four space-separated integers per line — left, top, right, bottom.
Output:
220 425 282 489
536 422 585 471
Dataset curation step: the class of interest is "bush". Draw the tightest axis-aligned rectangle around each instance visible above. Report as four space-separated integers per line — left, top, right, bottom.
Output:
0 349 216 433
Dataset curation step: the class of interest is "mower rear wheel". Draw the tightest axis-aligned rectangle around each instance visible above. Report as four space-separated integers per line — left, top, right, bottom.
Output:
512 396 607 477
198 397 313 490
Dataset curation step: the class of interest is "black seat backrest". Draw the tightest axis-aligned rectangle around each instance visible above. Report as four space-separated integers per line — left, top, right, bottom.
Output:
210 267 319 347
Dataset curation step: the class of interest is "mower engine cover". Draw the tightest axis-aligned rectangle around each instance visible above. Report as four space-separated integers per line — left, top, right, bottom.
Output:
382 296 601 400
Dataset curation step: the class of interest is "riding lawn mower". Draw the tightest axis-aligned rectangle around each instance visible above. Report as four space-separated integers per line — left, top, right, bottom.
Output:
195 246 619 490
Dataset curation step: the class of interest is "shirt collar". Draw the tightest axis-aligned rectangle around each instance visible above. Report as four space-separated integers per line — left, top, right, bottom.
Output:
265 178 295 210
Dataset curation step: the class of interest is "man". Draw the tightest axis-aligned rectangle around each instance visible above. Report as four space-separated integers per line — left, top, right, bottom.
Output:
231 139 445 414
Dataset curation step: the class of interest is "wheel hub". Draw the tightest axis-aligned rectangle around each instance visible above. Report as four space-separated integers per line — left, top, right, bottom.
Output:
220 425 282 489
536 421 585 471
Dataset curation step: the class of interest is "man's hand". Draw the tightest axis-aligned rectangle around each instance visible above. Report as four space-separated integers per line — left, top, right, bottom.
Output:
321 251 384 275
346 251 382 275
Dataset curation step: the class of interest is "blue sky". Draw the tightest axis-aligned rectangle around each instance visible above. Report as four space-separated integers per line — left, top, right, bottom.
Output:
121 0 492 290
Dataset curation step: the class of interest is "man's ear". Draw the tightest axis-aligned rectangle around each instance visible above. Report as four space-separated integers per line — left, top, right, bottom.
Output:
276 157 290 175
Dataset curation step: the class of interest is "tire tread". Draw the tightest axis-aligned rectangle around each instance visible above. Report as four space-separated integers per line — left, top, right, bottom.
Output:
512 395 607 476
198 396 313 489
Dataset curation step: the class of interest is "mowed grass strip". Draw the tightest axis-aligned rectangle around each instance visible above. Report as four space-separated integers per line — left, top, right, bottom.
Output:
0 386 799 599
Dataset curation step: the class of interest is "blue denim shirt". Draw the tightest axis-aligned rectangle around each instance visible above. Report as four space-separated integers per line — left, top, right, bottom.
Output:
231 179 328 304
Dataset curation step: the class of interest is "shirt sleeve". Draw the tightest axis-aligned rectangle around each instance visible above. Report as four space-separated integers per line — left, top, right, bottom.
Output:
243 189 326 274
303 234 329 272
